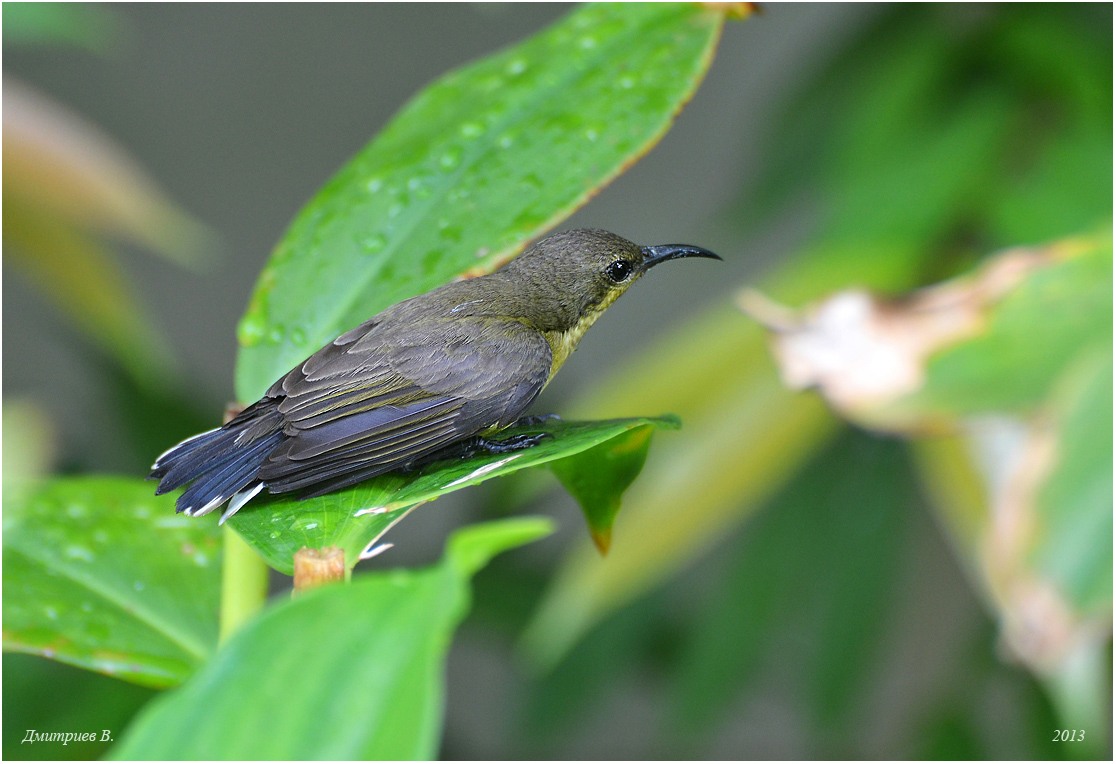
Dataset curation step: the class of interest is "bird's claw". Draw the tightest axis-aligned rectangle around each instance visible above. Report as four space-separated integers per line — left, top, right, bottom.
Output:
474 432 553 454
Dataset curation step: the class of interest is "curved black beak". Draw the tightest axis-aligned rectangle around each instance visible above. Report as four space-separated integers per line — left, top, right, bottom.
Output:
639 243 723 270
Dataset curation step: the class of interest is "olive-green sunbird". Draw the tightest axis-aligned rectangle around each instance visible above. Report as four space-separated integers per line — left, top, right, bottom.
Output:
151 228 720 521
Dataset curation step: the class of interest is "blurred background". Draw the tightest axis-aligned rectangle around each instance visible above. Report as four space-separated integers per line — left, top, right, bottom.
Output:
4 3 1111 759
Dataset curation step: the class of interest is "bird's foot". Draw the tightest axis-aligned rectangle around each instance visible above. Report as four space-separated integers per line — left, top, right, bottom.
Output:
412 432 554 468
473 432 554 454
513 413 561 427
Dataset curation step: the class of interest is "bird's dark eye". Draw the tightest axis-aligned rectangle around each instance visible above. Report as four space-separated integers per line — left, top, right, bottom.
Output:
606 260 633 283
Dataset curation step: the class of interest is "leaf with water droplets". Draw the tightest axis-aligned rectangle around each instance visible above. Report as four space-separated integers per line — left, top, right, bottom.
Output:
226 417 677 575
2 477 222 688
109 518 551 760
234 3 742 402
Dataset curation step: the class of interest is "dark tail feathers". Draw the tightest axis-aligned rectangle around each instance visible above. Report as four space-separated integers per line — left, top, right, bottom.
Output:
150 402 285 519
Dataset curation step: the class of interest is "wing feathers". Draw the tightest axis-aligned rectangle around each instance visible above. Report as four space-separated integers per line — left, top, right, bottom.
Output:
157 308 554 510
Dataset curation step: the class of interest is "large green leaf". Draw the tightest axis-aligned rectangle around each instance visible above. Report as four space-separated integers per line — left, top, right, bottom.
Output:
234 2 738 402
2 478 222 688
227 417 677 575
109 518 552 760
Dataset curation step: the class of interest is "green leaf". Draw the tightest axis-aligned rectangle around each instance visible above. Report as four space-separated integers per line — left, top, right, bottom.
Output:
989 124 1112 245
109 518 552 760
888 233 1112 422
234 2 734 402
748 231 1112 429
3 478 221 688
549 423 656 554
1031 347 1113 615
227 417 676 575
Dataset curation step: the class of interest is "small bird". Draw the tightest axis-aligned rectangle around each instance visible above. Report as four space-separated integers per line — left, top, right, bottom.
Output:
151 229 720 522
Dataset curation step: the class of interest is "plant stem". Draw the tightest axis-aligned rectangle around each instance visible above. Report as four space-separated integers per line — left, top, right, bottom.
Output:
292 546 347 594
219 525 269 644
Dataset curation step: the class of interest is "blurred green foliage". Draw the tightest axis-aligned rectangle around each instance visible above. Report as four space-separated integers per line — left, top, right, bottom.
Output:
2 2 120 53
520 2 1111 758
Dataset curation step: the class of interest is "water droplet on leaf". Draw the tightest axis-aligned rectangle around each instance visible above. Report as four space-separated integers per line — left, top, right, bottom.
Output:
439 146 463 171
64 545 94 562
362 233 387 253
459 122 484 139
238 315 267 348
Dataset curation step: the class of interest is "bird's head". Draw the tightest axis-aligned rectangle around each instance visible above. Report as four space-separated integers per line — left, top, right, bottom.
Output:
503 228 722 332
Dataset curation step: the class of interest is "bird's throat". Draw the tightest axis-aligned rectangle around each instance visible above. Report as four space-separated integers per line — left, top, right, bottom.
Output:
542 288 623 384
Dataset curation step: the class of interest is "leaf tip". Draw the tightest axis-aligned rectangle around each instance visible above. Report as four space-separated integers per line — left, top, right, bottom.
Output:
590 526 613 556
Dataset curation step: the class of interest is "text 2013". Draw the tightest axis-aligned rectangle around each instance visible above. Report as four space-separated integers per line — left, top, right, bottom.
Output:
1053 730 1085 742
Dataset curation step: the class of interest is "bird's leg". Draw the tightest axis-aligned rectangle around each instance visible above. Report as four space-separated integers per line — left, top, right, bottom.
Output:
512 413 562 427
441 432 554 460
403 431 554 471
471 432 554 454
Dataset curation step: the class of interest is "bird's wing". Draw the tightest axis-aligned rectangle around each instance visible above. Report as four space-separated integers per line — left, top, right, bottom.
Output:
256 312 552 494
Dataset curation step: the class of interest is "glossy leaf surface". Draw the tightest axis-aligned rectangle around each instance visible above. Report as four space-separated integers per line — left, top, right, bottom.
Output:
110 518 551 760
227 417 676 575
234 2 735 402
2 478 221 688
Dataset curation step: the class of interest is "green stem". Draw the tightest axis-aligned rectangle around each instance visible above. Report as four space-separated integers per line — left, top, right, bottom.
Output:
219 525 269 644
